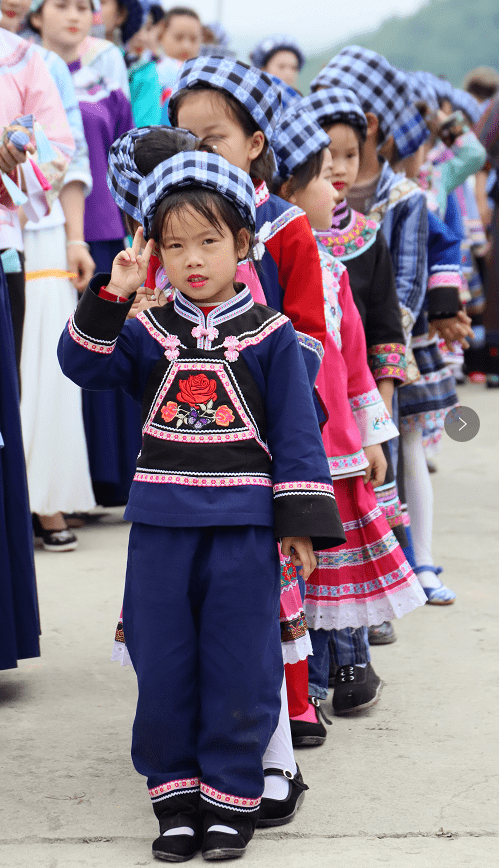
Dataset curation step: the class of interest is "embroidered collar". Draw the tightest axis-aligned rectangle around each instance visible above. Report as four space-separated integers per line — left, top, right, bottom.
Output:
254 180 270 208
370 158 406 209
174 286 254 329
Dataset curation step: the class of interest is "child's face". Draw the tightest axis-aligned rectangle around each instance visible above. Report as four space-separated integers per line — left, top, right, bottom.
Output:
263 50 299 87
161 13 201 62
31 0 93 54
99 0 127 40
288 149 337 231
323 123 360 200
0 0 31 32
177 91 265 176
159 206 250 305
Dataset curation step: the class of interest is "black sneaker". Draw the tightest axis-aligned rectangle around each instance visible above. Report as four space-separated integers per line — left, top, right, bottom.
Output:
256 766 309 828
368 621 397 645
41 528 78 552
290 697 331 747
332 663 383 715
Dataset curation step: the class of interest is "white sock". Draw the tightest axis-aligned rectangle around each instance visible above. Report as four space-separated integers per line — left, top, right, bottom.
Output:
402 429 436 577
415 568 442 590
263 675 297 774
162 827 195 837
207 825 238 835
263 774 291 801
356 662 368 668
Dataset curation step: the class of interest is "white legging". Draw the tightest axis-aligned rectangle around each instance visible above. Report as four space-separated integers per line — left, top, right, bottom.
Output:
401 427 433 568
262 674 297 774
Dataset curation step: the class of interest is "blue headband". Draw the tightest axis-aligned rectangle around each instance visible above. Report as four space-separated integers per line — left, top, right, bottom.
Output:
138 150 257 239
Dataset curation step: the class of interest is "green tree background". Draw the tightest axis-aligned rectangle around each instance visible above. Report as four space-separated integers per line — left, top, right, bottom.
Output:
298 0 499 91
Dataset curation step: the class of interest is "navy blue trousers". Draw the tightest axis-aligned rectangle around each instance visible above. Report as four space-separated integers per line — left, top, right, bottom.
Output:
123 523 283 820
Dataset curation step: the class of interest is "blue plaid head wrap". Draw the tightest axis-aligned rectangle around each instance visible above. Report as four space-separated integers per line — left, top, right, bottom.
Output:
205 21 230 47
169 56 282 143
407 71 439 114
391 73 430 158
107 126 200 223
272 109 331 181
250 35 305 72
138 151 257 239
311 46 420 146
30 0 100 11
297 88 367 140
267 75 302 112
451 88 482 125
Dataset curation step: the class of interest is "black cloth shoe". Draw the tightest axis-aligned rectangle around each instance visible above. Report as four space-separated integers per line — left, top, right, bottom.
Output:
368 621 397 645
256 766 309 828
290 696 332 747
41 527 78 552
332 663 382 715
201 811 254 861
152 791 201 862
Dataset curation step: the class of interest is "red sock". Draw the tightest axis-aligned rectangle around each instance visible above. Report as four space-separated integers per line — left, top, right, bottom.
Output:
285 659 309 717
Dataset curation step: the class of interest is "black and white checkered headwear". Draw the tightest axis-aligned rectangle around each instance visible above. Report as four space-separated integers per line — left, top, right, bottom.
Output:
272 109 331 180
407 71 439 114
168 55 282 143
138 151 256 239
297 88 368 140
311 46 419 145
107 126 199 223
268 75 302 112
250 35 305 71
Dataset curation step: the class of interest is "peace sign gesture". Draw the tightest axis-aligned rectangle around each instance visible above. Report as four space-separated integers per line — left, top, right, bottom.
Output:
107 227 156 299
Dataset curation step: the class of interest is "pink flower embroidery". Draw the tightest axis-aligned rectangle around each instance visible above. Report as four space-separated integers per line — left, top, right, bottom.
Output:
161 401 178 423
332 245 346 256
355 236 365 248
215 405 235 427
367 220 377 230
386 353 401 363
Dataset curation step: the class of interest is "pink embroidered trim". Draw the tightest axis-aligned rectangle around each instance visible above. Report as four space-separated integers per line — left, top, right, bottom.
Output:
200 783 261 809
68 315 115 354
428 273 461 289
237 315 288 351
144 361 271 456
137 311 184 352
349 388 382 410
134 472 272 487
273 481 335 496
254 181 270 206
149 778 200 798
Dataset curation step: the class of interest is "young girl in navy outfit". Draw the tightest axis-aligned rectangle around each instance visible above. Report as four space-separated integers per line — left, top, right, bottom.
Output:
59 150 344 862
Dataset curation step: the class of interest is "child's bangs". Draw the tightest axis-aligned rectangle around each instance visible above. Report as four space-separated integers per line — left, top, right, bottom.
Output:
151 187 254 250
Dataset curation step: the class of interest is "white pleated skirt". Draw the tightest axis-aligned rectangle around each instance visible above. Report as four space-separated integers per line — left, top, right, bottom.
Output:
20 224 96 515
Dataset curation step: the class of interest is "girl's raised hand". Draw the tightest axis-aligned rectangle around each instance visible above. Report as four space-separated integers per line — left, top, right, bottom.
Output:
107 227 155 299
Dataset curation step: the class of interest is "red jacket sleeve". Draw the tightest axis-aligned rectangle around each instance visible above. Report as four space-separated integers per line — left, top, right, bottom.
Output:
265 213 327 349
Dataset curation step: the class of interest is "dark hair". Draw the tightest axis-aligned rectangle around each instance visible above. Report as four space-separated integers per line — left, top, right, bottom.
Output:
272 148 326 197
164 6 200 27
134 127 205 176
463 67 499 102
149 3 165 25
150 187 254 257
170 85 276 186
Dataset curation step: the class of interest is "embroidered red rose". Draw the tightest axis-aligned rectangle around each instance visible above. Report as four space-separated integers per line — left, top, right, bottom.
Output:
161 401 178 423
177 374 218 407
215 405 235 427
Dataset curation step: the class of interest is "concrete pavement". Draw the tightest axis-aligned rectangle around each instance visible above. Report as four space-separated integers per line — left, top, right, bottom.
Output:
1 381 498 867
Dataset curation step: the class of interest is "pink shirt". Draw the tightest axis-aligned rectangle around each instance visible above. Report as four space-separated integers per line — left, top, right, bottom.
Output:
0 30 74 251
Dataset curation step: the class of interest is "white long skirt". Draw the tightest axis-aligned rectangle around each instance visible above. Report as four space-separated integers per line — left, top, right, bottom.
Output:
20 224 96 516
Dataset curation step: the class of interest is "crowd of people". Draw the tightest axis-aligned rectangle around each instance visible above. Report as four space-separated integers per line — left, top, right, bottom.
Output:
2 2 499 861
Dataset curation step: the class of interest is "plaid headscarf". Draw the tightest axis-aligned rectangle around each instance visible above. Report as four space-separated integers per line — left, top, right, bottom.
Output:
138 151 256 239
272 109 331 180
250 35 305 71
107 126 199 223
408 71 439 114
30 0 100 11
297 88 368 140
451 88 482 125
310 46 422 147
267 75 302 112
169 56 282 143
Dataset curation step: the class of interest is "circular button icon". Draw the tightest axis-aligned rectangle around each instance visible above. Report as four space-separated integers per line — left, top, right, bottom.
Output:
444 406 480 442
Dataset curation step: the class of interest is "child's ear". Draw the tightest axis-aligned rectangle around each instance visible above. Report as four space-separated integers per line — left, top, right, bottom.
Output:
249 131 265 161
279 178 296 204
365 112 379 140
236 228 251 260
